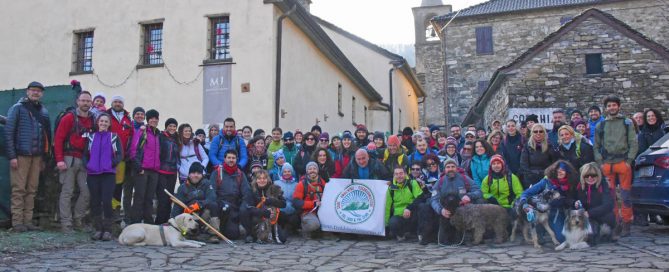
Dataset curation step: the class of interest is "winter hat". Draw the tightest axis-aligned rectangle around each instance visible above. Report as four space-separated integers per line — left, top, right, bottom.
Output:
429 125 439 133
413 132 426 139
402 127 414 136
311 125 322 133
387 135 400 146
111 95 124 104
145 109 159 120
306 161 318 171
373 131 385 141
319 132 330 141
366 142 377 151
355 124 368 133
189 162 205 174
443 158 458 167
250 160 263 170
331 135 341 141
525 114 539 123
490 154 505 169
93 93 106 103
446 136 457 145
273 149 285 161
164 118 178 128
132 107 145 117
464 131 476 138
27 81 44 90
195 129 206 136
281 163 295 180
342 131 354 140
588 105 601 113
283 131 294 140
488 154 506 179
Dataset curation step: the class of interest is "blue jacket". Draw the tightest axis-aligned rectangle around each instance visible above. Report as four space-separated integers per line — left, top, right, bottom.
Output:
470 154 490 187
5 97 51 159
519 178 572 242
275 163 298 214
588 116 604 144
430 173 482 214
208 133 247 169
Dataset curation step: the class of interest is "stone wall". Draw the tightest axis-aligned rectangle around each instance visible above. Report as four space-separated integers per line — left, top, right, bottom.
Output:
481 16 669 128
430 0 669 126
415 42 446 127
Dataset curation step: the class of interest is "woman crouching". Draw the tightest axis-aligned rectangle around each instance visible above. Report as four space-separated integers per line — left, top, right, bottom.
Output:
575 162 617 244
244 170 287 244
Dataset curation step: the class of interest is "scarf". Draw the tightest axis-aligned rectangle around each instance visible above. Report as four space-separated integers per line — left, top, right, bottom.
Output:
133 121 144 130
562 138 574 150
223 163 238 175
282 172 293 181
550 177 569 192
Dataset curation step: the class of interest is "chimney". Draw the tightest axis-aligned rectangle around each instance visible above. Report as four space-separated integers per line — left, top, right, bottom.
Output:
296 0 311 12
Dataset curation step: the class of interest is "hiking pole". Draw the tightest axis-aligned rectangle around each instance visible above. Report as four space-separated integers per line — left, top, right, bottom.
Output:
163 189 235 246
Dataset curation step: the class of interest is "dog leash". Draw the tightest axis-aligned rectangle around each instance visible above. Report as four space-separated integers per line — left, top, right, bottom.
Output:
437 227 466 247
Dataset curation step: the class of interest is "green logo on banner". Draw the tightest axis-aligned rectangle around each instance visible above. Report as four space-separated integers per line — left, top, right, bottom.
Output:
335 183 375 224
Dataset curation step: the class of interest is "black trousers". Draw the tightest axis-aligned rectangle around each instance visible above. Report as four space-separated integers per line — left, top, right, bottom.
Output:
87 174 116 220
220 207 253 240
388 215 417 238
155 173 177 224
122 166 136 223
130 170 158 224
417 202 439 242
278 212 301 234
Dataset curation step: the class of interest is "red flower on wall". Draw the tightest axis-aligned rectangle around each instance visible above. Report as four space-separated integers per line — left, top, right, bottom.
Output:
147 44 154 53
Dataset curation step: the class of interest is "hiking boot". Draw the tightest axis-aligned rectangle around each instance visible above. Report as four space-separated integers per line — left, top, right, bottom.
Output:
396 235 406 242
101 232 113 241
25 224 42 231
91 231 103 241
61 225 75 234
620 222 631 237
11 224 28 233
245 235 255 243
207 217 221 244
208 235 220 244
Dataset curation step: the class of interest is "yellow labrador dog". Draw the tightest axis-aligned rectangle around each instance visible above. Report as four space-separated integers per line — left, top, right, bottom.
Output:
118 213 206 248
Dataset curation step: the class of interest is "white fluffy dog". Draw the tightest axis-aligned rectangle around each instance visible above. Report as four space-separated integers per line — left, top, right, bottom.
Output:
555 209 591 251
118 213 206 248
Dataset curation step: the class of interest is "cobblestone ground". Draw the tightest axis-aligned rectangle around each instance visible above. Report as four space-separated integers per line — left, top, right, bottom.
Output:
0 225 668 272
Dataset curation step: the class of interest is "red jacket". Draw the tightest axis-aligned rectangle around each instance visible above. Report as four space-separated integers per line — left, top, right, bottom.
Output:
293 176 326 215
106 109 133 154
54 112 94 161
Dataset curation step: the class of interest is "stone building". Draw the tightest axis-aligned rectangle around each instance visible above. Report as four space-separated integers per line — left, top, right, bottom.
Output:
0 0 424 133
419 0 669 127
462 8 669 128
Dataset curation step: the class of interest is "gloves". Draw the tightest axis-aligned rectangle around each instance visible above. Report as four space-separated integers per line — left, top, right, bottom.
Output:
261 209 272 218
184 202 201 214
486 197 499 205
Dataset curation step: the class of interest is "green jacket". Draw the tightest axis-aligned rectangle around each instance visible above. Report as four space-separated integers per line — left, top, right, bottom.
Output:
594 115 638 165
385 178 422 225
481 173 523 208
267 140 283 170
282 145 298 166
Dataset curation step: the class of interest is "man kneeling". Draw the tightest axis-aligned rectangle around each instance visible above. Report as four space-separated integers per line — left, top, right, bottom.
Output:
171 162 220 243
385 166 423 241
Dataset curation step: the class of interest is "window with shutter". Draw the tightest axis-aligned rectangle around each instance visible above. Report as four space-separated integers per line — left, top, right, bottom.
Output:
585 53 603 74
476 26 493 55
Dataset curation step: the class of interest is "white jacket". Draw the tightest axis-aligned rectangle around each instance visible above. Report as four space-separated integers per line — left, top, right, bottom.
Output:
178 141 209 181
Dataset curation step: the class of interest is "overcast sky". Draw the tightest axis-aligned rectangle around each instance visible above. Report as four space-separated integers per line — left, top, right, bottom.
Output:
311 0 488 45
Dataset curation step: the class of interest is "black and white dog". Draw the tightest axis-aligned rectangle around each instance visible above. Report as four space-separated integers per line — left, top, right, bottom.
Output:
556 209 592 250
510 189 561 249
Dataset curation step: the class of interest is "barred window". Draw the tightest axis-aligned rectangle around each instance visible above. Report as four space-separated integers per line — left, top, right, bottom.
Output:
73 31 94 73
338 83 343 116
142 23 163 65
210 16 231 60
352 96 356 125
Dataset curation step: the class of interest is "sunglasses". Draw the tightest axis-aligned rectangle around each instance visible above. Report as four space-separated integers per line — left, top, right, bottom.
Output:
584 174 598 178
466 135 475 138
319 139 329 142
411 168 422 171
532 130 545 134
428 163 437 167
306 138 315 141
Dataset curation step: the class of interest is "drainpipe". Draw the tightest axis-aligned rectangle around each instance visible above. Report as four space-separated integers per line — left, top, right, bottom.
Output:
274 5 297 128
387 60 404 134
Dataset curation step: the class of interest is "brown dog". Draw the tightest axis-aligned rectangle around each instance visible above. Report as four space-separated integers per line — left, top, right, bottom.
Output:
442 193 510 245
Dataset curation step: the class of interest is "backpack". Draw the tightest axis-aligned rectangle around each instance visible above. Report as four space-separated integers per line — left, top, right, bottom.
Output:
436 172 471 193
597 118 632 160
389 179 417 216
301 177 324 202
54 107 95 152
219 135 241 156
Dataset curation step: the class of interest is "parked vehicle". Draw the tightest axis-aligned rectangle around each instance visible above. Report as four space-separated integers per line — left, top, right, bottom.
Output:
632 132 669 224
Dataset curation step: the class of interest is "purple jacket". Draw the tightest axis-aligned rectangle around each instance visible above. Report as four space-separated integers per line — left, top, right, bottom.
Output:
129 126 161 172
85 132 123 175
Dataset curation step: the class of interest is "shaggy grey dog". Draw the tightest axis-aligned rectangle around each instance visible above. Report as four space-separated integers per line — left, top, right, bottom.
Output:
442 193 510 245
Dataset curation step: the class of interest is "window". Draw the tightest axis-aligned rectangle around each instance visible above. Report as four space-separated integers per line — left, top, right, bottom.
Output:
560 16 573 26
209 16 231 60
585 53 603 74
337 83 344 116
475 26 493 55
425 24 439 41
477 81 489 96
72 31 94 73
142 23 163 65
352 96 356 125
364 106 368 126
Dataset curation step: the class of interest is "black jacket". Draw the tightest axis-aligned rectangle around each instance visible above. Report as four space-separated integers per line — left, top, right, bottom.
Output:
171 179 217 217
159 132 179 174
5 98 51 159
637 124 666 156
519 144 555 187
501 134 524 175
293 145 316 177
341 158 391 181
575 180 613 220
211 168 253 210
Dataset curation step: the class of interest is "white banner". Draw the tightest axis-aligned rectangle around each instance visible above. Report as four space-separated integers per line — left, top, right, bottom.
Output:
318 178 388 236
507 107 560 130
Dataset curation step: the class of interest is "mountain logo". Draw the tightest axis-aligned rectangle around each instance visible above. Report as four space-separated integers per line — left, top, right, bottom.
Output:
335 183 375 224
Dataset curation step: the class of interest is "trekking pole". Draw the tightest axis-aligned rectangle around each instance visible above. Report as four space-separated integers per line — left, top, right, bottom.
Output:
163 189 235 246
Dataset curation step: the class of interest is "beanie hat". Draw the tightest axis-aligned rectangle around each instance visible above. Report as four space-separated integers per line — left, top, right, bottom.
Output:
319 132 330 141
355 124 368 133
195 128 206 136
250 160 263 170
464 131 476 138
446 136 457 145
525 114 539 123
189 162 205 174
273 149 285 161
488 154 506 178
342 131 353 140
588 105 601 113
111 95 124 104
402 127 414 136
311 125 322 133
283 131 294 140
429 125 439 133
146 109 159 120
133 107 145 117
164 118 178 128
373 132 385 140
387 135 400 146
27 81 45 90
93 93 106 103
443 158 458 167
366 142 377 151
306 161 318 171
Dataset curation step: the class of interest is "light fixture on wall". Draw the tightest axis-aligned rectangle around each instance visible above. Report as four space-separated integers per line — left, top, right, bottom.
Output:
281 109 288 118
324 113 329 122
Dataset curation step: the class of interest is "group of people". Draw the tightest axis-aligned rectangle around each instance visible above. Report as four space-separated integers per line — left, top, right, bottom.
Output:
4 80 663 246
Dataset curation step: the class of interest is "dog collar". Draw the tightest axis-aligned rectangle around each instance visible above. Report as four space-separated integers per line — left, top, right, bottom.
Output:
165 223 188 237
159 225 168 246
